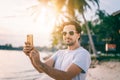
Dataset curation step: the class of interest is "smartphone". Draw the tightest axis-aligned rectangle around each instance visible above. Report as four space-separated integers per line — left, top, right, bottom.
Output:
27 34 33 46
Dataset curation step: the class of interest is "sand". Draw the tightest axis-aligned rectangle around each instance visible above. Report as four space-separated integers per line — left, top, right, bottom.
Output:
86 61 120 80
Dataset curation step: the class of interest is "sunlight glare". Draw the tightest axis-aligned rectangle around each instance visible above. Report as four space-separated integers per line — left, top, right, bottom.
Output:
29 5 57 47
35 6 56 34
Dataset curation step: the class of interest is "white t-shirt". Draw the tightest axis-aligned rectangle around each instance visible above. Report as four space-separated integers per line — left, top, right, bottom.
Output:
51 47 91 80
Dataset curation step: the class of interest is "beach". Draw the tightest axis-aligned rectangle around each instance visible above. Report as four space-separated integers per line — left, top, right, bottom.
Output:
86 61 120 80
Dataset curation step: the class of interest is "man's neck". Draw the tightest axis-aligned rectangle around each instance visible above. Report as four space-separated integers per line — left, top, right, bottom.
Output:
68 44 80 50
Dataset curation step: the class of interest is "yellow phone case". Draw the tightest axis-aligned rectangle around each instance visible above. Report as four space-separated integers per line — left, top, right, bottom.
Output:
27 34 33 46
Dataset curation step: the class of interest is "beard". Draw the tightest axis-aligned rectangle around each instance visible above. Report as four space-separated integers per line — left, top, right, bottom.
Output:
66 42 74 46
65 38 76 46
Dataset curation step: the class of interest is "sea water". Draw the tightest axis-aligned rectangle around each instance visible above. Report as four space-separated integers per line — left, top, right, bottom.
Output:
0 50 53 80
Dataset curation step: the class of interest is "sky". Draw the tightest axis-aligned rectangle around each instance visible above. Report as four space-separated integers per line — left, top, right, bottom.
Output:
0 0 120 47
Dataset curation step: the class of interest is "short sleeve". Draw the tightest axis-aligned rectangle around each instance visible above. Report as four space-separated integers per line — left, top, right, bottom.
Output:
72 51 91 73
49 50 60 61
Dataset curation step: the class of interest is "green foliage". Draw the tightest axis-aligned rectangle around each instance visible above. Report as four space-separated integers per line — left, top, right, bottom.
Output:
81 21 95 34
80 10 120 53
94 10 120 44
51 26 64 48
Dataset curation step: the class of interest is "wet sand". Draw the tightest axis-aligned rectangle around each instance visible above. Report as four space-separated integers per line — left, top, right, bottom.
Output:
86 61 120 80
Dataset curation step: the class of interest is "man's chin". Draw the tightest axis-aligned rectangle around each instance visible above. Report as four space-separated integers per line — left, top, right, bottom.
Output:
66 43 74 46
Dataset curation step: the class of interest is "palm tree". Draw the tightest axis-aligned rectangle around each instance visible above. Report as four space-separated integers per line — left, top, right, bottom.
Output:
33 0 99 55
69 0 99 56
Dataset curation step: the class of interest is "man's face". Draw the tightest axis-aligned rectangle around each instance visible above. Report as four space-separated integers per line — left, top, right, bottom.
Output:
62 24 80 46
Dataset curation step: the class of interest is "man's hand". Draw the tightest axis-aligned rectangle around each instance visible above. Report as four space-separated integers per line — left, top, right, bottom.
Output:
29 49 40 65
23 42 43 72
23 42 40 63
23 42 34 56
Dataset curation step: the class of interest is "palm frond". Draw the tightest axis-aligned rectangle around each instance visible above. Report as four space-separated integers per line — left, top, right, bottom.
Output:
67 0 75 16
51 0 66 13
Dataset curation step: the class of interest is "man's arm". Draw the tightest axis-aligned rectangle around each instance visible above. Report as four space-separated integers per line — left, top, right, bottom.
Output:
30 50 82 80
23 42 55 73
37 61 82 80
29 50 55 73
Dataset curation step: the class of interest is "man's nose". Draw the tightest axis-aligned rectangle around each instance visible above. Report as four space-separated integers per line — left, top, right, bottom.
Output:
65 33 70 37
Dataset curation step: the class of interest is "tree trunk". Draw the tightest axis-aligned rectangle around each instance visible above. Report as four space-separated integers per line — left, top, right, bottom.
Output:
82 13 97 56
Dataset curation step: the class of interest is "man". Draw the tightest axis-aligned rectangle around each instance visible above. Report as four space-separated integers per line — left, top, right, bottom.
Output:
23 21 91 80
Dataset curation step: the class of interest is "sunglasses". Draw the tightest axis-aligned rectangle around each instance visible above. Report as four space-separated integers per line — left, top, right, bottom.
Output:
62 31 77 36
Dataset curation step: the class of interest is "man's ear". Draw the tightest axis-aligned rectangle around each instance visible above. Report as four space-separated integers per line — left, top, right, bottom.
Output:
77 33 80 39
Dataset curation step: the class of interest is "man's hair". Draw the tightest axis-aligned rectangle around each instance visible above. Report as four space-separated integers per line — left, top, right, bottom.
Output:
61 21 81 34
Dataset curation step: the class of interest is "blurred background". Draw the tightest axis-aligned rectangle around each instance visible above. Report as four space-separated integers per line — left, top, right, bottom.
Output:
0 0 120 80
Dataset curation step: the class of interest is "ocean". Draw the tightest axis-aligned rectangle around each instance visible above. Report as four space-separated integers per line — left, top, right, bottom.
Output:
0 50 53 80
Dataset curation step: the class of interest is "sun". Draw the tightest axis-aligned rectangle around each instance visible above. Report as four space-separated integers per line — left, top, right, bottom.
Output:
33 5 57 34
